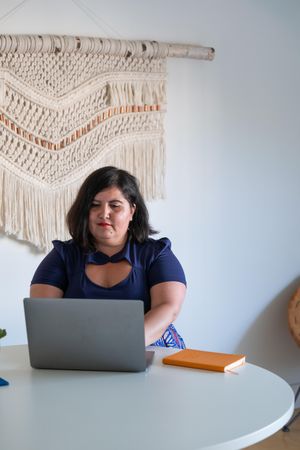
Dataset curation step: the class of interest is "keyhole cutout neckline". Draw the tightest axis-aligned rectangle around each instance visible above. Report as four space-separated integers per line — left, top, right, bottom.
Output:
84 239 133 289
85 260 132 289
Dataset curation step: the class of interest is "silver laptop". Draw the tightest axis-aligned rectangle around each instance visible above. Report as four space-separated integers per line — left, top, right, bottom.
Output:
23 298 154 372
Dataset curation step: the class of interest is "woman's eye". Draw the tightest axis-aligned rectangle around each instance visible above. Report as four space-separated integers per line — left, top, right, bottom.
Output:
110 204 120 209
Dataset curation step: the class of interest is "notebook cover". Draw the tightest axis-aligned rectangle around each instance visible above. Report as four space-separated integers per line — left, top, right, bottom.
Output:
162 349 246 372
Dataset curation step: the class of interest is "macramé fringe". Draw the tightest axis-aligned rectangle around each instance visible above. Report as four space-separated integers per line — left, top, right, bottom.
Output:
0 139 165 252
107 80 166 107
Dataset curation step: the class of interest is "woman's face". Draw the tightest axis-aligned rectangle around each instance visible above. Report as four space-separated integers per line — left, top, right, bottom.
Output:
88 186 136 250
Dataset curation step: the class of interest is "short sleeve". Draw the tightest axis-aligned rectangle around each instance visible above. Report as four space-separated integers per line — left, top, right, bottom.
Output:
147 238 186 288
31 241 68 291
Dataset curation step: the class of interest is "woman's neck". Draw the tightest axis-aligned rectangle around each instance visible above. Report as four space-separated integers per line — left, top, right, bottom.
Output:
95 236 128 257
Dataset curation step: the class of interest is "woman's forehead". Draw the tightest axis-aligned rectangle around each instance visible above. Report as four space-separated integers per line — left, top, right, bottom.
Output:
93 186 126 201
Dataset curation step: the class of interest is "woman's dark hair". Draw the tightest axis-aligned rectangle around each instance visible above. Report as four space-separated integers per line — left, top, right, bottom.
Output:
66 166 157 250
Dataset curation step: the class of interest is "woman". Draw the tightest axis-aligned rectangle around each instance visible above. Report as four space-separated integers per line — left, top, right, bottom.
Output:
30 166 186 348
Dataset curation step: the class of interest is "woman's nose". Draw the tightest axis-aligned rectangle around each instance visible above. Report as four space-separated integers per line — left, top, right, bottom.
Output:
98 204 110 218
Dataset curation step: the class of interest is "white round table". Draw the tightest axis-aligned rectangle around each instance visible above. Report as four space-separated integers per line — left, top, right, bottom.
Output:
0 345 294 450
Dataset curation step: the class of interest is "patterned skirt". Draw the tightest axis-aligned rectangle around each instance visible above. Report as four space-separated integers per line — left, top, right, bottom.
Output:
151 323 185 349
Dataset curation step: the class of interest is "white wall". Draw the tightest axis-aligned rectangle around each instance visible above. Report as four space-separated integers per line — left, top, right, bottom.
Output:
1 0 300 396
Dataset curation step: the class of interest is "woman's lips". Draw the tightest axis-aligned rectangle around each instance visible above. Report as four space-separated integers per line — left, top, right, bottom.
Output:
98 222 112 227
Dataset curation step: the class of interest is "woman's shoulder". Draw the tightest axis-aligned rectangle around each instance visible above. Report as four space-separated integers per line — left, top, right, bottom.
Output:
135 237 171 248
132 237 173 262
52 238 77 250
52 239 82 260
137 237 186 285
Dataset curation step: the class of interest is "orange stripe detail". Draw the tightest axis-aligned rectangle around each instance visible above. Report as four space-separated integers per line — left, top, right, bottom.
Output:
0 105 161 150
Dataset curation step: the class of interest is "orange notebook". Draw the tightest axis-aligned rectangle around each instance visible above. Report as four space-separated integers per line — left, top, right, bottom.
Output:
162 349 246 372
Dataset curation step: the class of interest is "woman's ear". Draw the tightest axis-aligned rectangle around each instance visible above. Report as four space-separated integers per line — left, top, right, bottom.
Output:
130 203 136 219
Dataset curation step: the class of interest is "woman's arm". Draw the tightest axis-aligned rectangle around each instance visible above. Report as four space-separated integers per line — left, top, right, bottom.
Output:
144 281 186 346
30 245 67 298
30 284 64 298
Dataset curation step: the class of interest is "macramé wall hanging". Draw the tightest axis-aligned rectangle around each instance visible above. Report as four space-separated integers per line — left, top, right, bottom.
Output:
0 34 214 251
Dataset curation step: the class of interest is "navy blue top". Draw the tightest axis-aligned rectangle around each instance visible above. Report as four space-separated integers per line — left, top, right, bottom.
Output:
31 237 186 314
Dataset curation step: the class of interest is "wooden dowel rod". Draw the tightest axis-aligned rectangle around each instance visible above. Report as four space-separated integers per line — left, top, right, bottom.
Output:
0 34 215 61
